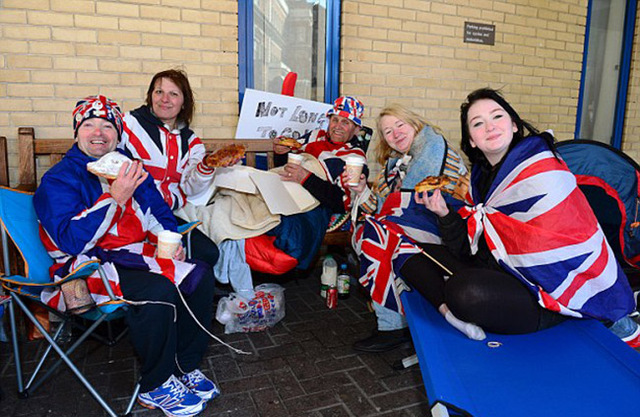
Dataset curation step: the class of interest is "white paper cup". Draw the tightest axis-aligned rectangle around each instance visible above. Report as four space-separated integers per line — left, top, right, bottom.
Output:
345 156 365 186
157 230 182 259
288 153 304 165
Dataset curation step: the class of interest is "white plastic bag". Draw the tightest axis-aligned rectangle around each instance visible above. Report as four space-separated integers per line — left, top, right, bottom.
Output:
215 283 285 334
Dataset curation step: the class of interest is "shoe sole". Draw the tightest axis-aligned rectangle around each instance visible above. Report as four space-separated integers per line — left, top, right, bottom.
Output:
193 389 219 402
137 398 205 417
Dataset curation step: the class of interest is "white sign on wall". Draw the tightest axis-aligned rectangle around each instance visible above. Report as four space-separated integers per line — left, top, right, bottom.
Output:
235 89 332 139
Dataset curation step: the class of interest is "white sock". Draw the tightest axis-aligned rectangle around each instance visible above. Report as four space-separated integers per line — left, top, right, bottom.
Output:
444 311 486 341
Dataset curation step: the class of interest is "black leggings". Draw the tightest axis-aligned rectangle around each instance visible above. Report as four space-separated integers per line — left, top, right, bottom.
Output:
400 244 565 334
118 264 214 392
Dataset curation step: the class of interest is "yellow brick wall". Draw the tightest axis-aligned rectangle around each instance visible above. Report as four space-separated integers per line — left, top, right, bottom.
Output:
0 0 239 185
341 0 588 156
622 10 640 163
3 0 640 185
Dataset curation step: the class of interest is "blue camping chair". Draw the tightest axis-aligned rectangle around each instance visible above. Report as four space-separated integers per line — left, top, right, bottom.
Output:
0 187 139 417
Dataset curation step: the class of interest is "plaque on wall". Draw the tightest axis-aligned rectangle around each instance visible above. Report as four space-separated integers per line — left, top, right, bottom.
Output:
464 22 495 46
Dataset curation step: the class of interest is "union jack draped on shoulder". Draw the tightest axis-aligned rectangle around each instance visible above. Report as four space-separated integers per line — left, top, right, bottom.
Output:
460 136 634 322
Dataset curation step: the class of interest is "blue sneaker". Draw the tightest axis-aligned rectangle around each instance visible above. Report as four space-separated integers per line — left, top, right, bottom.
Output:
138 374 206 417
179 369 220 401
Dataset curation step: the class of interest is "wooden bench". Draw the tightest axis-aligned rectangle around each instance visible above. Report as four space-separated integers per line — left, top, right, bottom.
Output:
17 127 276 191
16 126 350 248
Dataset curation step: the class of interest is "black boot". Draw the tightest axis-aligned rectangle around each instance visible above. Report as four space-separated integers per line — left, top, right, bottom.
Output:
352 328 411 353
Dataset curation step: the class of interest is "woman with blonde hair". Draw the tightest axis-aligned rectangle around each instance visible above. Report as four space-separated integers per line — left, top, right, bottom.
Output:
348 104 468 353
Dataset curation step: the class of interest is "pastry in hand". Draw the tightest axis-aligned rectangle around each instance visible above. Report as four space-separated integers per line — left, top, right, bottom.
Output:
204 144 247 167
87 151 132 179
277 137 302 149
414 175 452 193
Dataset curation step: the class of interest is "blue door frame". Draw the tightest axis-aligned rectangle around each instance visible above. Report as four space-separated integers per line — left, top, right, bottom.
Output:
238 0 341 107
576 0 638 149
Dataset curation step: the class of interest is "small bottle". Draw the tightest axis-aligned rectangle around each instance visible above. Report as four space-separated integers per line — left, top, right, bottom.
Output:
320 255 337 298
337 263 350 300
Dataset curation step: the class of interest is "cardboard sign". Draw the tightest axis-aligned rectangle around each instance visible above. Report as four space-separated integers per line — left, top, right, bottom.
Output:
235 89 332 139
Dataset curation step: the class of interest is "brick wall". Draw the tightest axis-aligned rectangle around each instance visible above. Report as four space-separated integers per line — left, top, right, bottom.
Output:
341 0 588 154
0 0 239 185
2 0 639 185
623 10 640 163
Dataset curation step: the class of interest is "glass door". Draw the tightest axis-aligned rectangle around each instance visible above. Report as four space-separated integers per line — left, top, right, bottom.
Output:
239 0 341 104
576 0 637 148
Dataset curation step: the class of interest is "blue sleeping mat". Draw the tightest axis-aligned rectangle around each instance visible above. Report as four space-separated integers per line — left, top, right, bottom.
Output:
401 290 640 417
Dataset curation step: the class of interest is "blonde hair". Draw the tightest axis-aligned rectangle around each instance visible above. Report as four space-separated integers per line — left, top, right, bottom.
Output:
371 104 442 165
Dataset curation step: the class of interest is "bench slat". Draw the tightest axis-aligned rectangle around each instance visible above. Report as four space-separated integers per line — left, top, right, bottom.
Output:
17 126 350 251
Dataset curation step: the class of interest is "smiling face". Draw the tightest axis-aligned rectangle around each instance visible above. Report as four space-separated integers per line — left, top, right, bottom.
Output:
328 115 360 143
379 115 416 153
151 77 185 128
467 99 518 166
76 118 118 158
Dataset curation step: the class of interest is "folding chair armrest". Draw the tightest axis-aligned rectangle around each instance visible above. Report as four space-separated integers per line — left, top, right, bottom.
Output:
177 221 202 235
177 221 201 259
60 260 100 281
96 265 118 302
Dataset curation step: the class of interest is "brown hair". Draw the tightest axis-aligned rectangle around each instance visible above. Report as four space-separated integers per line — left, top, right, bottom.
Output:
145 69 195 126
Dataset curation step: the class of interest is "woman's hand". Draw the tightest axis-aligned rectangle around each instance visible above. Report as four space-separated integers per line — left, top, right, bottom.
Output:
110 161 148 205
272 136 290 155
341 169 367 195
414 188 449 217
280 162 309 183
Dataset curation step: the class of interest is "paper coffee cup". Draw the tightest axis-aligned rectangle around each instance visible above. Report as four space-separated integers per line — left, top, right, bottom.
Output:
157 230 182 259
288 153 304 165
345 156 365 186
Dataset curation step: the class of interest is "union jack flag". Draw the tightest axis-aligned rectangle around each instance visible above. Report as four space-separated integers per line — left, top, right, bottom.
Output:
38 174 199 312
356 192 447 314
460 136 635 322
40 244 198 312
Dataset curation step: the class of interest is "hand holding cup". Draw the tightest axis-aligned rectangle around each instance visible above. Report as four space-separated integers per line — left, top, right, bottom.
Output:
157 230 183 259
344 156 365 186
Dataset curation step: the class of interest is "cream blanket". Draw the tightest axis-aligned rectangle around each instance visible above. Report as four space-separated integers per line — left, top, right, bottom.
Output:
178 154 327 244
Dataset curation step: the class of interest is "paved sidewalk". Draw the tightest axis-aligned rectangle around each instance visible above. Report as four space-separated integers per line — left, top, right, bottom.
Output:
0 265 428 417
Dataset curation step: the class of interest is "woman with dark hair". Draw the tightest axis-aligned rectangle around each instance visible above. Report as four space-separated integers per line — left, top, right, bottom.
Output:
401 87 639 344
119 69 221 269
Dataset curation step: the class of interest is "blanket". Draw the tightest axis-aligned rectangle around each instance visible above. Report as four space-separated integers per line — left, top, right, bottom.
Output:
180 154 328 244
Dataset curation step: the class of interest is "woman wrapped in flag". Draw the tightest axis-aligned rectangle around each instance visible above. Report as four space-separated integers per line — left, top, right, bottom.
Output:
349 104 469 352
405 87 639 345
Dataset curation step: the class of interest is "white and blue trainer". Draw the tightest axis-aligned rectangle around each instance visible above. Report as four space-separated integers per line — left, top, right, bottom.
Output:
138 374 206 417
179 369 221 401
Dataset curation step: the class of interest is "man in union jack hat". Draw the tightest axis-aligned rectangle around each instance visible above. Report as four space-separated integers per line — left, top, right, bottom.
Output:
249 95 369 275
273 95 368 214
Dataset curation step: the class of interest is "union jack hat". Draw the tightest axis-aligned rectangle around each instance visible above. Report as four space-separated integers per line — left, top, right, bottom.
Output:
73 95 124 138
326 96 364 127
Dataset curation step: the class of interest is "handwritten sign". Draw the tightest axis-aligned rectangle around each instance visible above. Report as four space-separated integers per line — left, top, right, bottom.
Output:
464 22 495 46
235 89 332 139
